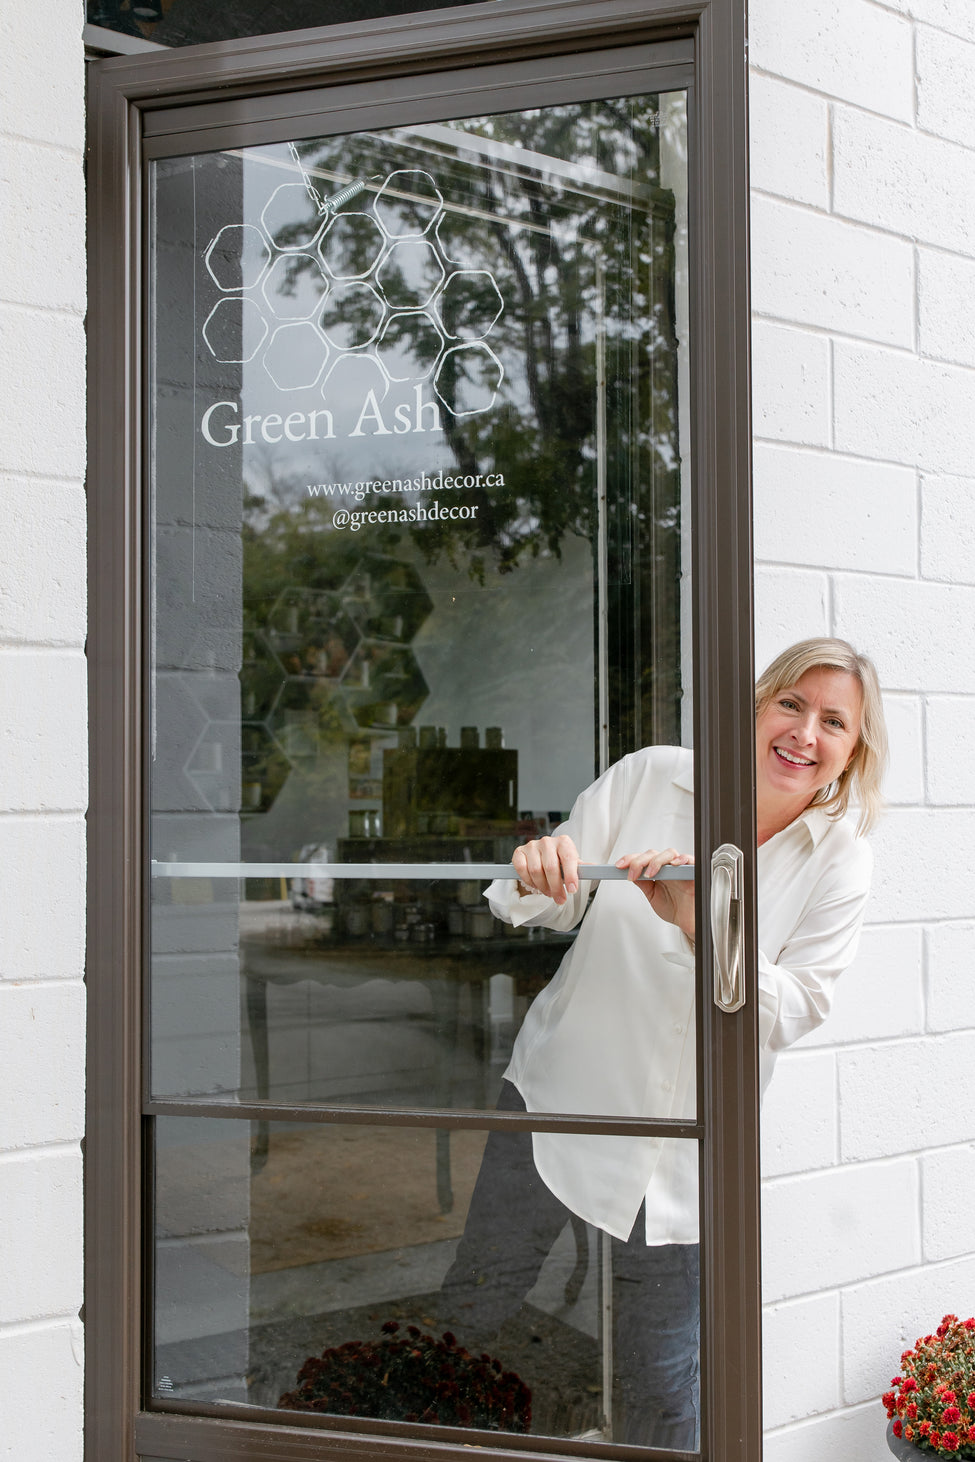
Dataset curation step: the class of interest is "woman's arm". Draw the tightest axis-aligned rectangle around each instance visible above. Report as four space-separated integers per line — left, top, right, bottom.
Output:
758 843 873 1052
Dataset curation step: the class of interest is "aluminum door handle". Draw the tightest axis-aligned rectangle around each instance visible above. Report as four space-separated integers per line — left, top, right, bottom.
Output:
711 843 745 1013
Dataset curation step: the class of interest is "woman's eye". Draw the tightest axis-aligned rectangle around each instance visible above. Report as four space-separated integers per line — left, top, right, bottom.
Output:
779 698 799 711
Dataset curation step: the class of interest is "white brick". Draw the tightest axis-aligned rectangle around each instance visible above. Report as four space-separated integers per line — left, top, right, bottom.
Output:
753 445 916 574
750 0 913 120
834 341 975 477
0 307 86 480
0 142 85 312
927 697 975 804
762 1052 837 1178
839 1035 975 1160
880 0 975 43
0 984 85 1151
833 107 975 255
752 197 914 347
749 74 829 209
921 472 975 583
869 810 975 922
0 480 85 644
798 925 924 1047
764 1402 891 1462
752 321 830 447
926 923 975 1033
919 251 975 371
882 695 924 805
762 1159 920 1301
0 1149 82 1323
923 1144 975 1261
0 818 85 980
833 576 975 693
917 21 975 146
841 1253 975 1405
754 567 830 677
0 1322 83 1462
0 5 85 151
0 654 86 812
763 1292 841 1429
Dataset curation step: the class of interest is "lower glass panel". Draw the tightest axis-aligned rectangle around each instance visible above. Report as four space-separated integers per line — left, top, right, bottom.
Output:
154 1116 701 1449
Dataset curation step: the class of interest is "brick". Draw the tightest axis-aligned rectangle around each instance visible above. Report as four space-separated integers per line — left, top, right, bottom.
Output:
0 4 85 151
833 107 975 255
752 321 830 447
0 984 85 1151
763 1292 841 1429
841 1253 975 1404
923 1144 975 1261
762 1052 837 1178
919 251 975 370
833 576 975 694
0 480 85 644
834 340 975 477
751 197 914 347
918 18 975 150
869 810 975 922
0 817 85 980
749 74 828 209
882 695 924 805
798 925 924 1047
921 472 975 583
753 445 916 574
0 1149 82 1323
880 0 975 42
0 653 86 811
0 142 85 313
754 567 829 678
750 0 913 120
0 307 86 480
925 923 975 1033
839 1034 975 1160
761 1159 920 1301
927 696 975 804
0 1322 83 1462
764 1402 891 1462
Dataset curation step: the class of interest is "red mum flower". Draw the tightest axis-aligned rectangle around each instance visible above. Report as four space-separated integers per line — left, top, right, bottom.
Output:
945 1407 961 1424
883 1391 897 1412
944 1391 957 1404
902 1378 918 1394
964 1318 975 1331
892 1420 903 1439
907 1404 918 1420
931 1432 942 1448
942 1432 961 1452
968 1393 975 1409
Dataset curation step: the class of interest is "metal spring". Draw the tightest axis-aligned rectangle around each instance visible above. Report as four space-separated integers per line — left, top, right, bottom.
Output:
324 180 366 212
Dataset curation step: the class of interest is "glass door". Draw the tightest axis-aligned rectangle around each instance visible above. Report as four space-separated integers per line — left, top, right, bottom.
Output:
84 7 757 1460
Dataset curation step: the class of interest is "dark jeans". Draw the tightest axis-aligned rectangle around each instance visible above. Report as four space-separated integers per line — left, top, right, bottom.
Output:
440 1082 700 1449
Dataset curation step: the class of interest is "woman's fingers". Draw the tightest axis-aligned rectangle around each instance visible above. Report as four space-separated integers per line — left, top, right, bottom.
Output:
512 834 581 903
616 847 692 882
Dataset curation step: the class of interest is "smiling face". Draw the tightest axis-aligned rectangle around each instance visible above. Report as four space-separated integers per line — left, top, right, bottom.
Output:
755 666 863 817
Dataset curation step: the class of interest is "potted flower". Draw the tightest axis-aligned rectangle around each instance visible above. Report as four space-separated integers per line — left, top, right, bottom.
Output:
279 1319 532 1432
884 1314 975 1457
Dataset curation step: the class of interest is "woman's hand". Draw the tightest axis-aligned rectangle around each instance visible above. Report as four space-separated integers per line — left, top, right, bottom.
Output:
616 848 696 942
512 834 581 906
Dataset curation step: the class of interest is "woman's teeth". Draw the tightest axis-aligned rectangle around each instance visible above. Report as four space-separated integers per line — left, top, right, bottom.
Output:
775 747 814 766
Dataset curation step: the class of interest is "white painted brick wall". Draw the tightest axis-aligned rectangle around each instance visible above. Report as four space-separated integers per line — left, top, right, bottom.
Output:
752 1 975 1452
0 2 86 1458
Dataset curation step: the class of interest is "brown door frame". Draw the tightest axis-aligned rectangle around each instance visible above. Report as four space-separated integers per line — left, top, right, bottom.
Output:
85 2 756 1459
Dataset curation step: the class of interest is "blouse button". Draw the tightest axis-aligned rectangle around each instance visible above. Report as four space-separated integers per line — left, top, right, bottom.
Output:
674 1023 683 1034
662 1080 673 1093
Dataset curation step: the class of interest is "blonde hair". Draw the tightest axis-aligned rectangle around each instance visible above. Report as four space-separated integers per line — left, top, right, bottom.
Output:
755 638 888 835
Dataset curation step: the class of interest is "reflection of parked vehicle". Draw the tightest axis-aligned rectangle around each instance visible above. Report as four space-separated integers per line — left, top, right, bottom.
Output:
289 843 334 911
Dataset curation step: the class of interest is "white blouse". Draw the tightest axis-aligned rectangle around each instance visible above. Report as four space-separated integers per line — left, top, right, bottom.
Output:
484 745 873 1245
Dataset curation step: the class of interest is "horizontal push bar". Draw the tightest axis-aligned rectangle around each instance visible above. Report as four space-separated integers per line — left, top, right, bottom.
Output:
150 861 695 881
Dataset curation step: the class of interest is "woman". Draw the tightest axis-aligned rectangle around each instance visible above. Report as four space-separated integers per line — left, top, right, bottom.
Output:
440 639 888 1448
